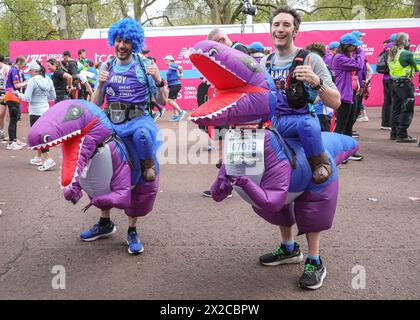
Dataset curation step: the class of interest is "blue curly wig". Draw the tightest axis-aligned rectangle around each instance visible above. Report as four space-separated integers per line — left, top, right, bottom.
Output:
108 18 145 54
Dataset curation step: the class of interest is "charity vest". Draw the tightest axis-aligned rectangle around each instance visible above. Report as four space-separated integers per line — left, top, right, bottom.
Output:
389 49 415 79
104 60 148 105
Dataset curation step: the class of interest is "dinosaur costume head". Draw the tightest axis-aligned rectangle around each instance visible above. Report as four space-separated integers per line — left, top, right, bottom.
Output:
28 100 113 190
189 40 275 126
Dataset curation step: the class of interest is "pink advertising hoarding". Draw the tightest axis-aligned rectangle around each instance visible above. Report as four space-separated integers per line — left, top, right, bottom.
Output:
10 27 420 113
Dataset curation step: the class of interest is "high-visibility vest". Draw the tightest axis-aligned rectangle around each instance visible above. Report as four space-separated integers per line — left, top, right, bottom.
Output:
389 49 415 79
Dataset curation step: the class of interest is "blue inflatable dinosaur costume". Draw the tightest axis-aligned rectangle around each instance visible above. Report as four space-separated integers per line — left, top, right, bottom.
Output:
189 40 358 234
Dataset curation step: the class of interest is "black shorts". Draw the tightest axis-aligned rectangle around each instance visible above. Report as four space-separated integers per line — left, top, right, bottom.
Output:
0 90 5 106
168 84 181 100
30 114 41 127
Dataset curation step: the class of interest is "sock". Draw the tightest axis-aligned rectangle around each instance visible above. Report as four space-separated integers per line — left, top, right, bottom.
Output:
99 217 110 227
308 255 321 265
128 226 137 234
281 240 295 253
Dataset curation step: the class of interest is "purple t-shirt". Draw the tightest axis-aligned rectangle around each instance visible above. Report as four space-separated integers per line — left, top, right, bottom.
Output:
6 66 22 91
104 60 148 105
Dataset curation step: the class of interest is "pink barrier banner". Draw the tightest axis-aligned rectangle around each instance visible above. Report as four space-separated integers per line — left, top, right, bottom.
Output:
10 26 420 113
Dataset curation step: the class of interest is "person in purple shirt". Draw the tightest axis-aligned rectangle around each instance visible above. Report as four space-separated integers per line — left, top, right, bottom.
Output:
4 55 27 150
331 33 365 161
324 41 339 68
85 18 169 255
351 31 368 127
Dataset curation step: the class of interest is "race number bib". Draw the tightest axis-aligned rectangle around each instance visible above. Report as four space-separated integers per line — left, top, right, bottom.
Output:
224 128 265 177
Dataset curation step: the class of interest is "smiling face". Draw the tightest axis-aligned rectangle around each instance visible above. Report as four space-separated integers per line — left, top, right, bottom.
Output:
189 40 273 126
270 12 298 50
114 38 133 62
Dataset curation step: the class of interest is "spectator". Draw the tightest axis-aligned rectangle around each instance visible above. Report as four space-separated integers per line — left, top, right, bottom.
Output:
163 55 186 121
0 54 10 140
388 32 418 143
46 58 73 103
4 55 27 150
208 28 249 54
350 31 368 129
305 42 334 131
324 41 339 68
247 41 266 63
61 51 79 98
14 60 56 171
77 48 87 73
331 33 365 161
78 59 98 100
378 39 394 130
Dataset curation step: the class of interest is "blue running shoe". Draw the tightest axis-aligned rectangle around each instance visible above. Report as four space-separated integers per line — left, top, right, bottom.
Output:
80 221 116 241
127 231 144 254
177 110 187 121
168 114 180 122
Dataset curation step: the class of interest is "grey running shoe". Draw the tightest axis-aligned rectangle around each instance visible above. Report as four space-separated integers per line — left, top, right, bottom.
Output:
298 258 327 290
259 243 304 266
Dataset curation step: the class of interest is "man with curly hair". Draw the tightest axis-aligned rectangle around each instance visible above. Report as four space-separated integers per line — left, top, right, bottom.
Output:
81 18 168 255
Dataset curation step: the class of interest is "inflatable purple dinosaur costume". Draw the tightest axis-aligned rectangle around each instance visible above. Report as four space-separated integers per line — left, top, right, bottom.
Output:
27 99 159 216
189 41 359 234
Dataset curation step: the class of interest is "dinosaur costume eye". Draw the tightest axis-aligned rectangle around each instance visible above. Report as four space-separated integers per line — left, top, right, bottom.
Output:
64 105 84 121
239 57 261 72
208 48 218 57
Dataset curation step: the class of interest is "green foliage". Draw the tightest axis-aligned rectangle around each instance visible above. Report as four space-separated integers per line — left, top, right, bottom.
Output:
0 0 59 55
303 0 415 22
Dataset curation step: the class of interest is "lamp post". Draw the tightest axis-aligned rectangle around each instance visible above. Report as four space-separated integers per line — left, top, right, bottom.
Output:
241 0 257 34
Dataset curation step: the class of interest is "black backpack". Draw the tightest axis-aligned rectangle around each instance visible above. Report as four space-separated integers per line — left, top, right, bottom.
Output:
266 49 311 109
376 50 389 75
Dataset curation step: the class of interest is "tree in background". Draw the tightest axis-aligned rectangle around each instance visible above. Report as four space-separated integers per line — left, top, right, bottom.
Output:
0 0 58 55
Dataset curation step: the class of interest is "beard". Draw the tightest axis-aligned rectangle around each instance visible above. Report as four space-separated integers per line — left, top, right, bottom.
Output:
116 48 132 62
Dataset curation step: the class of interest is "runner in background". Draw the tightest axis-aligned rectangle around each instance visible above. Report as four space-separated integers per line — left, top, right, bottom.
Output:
46 58 74 103
4 55 27 150
163 55 186 122
0 54 10 140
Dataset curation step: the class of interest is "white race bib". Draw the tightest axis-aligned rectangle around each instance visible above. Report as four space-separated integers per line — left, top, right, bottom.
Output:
224 128 265 178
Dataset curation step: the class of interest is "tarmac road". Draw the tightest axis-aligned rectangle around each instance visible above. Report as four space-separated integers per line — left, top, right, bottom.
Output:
0 107 419 300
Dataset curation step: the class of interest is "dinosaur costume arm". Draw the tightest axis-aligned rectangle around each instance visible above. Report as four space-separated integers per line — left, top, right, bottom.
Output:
63 183 83 204
210 165 233 202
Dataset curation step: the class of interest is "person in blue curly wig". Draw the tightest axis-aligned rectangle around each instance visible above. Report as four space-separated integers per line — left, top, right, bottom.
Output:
107 18 145 54
86 17 169 255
